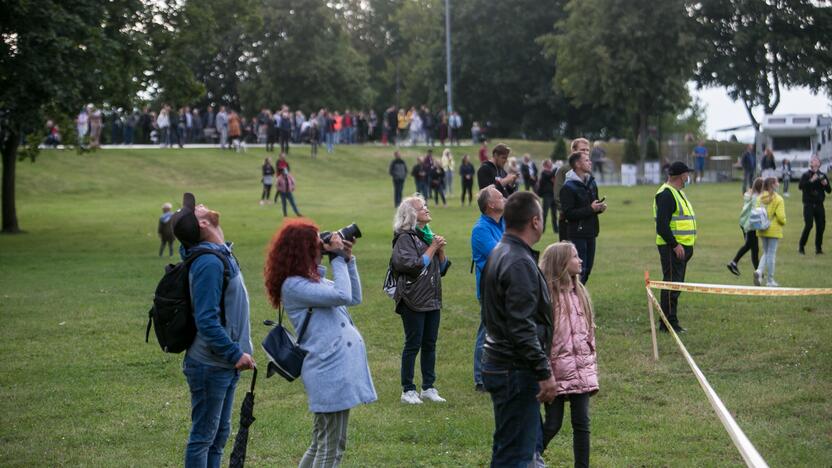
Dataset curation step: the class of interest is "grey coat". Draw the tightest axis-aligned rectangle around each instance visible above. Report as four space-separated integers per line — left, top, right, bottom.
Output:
391 230 450 312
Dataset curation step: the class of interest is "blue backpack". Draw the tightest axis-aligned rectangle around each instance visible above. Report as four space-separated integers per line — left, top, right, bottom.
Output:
747 199 771 231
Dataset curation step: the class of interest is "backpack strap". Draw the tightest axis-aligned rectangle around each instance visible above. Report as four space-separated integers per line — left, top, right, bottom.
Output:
186 247 233 327
278 306 313 343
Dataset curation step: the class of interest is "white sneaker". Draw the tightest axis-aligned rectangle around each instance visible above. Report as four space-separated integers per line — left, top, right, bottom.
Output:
420 388 447 403
767 279 780 287
400 390 423 405
753 270 762 286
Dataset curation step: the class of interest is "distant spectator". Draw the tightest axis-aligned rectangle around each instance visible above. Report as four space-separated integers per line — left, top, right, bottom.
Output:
520 154 538 191
537 159 558 234
760 148 777 179
781 158 792 197
157 202 175 257
692 141 708 183
389 151 408 207
89 105 103 149
459 155 475 206
228 111 242 152
216 106 229 149
431 163 447 206
590 141 606 182
478 142 488 164
157 106 170 148
412 156 429 201
441 149 455 195
44 120 61 148
449 111 462 146
740 144 756 193
276 169 301 217
471 121 481 144
438 112 449 146
477 143 517 198
261 157 275 205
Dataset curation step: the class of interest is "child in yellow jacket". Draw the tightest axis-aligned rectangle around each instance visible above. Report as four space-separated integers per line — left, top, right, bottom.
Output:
754 177 787 287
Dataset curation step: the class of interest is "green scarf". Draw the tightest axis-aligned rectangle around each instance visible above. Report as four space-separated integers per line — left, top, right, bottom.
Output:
415 224 434 244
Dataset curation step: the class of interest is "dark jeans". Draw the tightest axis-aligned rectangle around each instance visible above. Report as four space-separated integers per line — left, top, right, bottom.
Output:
398 304 440 392
159 238 174 257
473 321 485 385
799 203 826 252
261 184 272 201
558 217 568 241
742 169 754 193
482 362 541 467
416 181 430 203
657 244 694 329
541 194 557 234
732 227 759 269
393 179 405 207
571 237 596 284
183 355 240 468
542 393 591 467
279 192 300 216
433 186 446 205
461 180 473 205
279 129 290 153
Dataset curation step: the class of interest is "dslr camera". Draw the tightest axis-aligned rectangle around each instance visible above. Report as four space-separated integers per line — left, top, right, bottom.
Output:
320 223 362 260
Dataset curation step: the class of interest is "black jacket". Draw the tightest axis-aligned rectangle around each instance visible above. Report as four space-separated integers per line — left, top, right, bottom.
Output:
391 230 450 312
459 162 475 183
799 170 831 205
559 173 600 239
477 160 516 197
481 234 552 380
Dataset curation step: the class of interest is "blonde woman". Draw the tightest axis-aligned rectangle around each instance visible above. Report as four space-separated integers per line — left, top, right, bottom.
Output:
754 177 787 287
539 242 598 467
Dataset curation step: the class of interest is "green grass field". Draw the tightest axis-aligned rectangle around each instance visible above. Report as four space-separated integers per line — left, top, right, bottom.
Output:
1 143 830 467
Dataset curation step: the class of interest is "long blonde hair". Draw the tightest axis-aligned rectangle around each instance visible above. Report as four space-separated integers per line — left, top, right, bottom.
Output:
539 242 595 333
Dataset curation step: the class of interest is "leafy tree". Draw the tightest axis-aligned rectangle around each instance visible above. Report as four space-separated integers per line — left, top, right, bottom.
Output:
646 138 660 161
694 0 832 130
551 138 568 161
623 139 640 164
0 0 147 233
541 0 698 162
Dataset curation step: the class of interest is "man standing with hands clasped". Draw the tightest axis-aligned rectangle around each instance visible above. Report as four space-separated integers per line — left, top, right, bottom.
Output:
653 162 697 333
480 191 556 467
798 155 830 255
170 193 255 467
560 150 607 284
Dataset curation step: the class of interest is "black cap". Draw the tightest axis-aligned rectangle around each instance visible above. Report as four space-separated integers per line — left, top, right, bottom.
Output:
171 193 200 248
668 161 692 176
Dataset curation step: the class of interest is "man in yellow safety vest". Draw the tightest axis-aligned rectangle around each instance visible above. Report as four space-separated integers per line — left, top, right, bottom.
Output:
653 161 696 333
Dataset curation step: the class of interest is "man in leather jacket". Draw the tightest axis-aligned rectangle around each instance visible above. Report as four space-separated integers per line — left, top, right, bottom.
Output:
480 191 557 466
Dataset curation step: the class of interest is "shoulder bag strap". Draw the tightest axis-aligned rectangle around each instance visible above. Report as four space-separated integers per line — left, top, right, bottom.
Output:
296 307 313 343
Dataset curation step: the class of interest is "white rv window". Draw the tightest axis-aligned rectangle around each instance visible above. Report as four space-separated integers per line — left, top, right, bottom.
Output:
771 136 811 151
792 117 811 124
769 118 787 124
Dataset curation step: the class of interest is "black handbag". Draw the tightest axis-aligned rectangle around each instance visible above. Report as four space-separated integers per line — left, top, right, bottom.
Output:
261 307 312 382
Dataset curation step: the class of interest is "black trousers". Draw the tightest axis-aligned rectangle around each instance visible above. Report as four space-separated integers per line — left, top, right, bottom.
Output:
732 227 759 269
541 194 557 234
279 129 290 153
542 393 591 467
261 184 272 201
657 244 693 329
461 180 473 205
571 237 596 285
799 203 826 252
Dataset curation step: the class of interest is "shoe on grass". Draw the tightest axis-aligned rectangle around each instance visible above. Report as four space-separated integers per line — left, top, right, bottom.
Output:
766 280 780 287
753 270 762 286
400 390 423 405
726 261 740 276
420 388 446 403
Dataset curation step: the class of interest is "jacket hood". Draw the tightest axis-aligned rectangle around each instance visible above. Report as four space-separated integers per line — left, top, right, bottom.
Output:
180 241 233 261
565 169 592 185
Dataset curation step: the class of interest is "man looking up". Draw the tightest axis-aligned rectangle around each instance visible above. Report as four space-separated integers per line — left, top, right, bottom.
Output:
554 138 591 241
470 185 506 392
477 143 518 197
481 191 557 466
653 162 697 333
171 193 255 466
560 151 607 284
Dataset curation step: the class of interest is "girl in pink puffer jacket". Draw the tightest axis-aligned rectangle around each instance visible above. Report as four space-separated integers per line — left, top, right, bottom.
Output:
539 242 598 468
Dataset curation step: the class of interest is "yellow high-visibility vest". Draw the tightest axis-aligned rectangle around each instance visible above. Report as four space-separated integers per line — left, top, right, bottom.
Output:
653 183 697 246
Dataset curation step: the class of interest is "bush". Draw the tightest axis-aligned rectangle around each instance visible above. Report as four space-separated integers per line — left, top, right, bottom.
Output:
646 138 659 161
623 139 639 164
550 138 567 161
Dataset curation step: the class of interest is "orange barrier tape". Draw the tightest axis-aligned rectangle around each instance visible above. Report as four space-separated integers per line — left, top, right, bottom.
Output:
645 287 769 468
647 280 832 296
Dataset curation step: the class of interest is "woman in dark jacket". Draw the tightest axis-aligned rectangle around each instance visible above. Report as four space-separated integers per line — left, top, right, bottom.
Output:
458 154 475 205
261 157 275 204
391 195 450 405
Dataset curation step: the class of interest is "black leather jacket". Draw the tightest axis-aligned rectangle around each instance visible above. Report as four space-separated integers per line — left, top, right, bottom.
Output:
481 234 553 380
391 230 449 312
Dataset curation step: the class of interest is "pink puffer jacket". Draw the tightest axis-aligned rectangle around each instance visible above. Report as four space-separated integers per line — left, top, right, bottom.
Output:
549 289 599 396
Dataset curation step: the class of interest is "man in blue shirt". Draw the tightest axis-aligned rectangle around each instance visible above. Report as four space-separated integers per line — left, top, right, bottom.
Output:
692 141 708 183
470 185 506 392
171 192 255 467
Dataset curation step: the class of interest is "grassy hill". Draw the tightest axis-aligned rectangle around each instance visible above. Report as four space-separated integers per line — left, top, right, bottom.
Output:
1 142 829 466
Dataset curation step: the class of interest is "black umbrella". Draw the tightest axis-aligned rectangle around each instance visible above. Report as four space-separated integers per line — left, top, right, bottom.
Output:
229 367 257 468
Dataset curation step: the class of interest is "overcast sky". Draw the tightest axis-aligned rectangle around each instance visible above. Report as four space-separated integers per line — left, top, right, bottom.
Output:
691 85 832 142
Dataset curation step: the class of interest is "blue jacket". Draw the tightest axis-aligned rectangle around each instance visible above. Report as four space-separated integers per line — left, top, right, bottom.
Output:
184 242 253 369
471 214 505 300
281 257 377 413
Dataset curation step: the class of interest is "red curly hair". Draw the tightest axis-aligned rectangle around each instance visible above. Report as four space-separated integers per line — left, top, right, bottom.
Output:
264 218 321 308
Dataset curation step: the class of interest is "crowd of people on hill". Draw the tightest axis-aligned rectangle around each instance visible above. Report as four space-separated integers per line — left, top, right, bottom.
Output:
72 103 489 151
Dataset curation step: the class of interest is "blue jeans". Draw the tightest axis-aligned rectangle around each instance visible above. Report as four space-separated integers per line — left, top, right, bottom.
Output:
757 237 779 282
473 321 485 385
325 132 334 153
183 355 240 468
393 179 404 207
482 362 542 467
571 237 596 284
279 192 300 216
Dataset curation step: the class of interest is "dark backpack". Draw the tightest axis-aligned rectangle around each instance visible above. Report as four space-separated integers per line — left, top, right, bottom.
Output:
146 248 232 353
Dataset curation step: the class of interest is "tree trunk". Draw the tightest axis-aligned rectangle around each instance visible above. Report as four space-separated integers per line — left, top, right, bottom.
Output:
2 128 20 233
639 110 648 176
742 98 760 132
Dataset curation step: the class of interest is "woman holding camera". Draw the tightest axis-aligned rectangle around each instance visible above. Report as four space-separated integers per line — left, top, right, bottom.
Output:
264 219 377 467
391 195 451 404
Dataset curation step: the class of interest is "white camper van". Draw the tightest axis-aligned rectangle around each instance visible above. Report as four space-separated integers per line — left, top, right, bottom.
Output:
758 114 832 179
